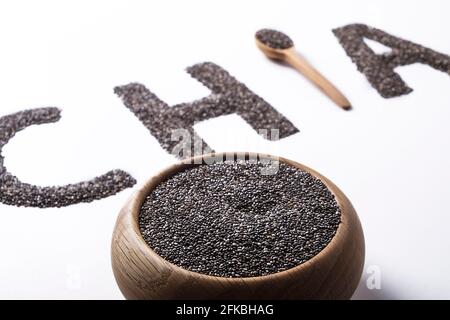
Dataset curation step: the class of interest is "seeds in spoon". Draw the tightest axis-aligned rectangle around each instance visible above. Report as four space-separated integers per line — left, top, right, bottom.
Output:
256 29 294 50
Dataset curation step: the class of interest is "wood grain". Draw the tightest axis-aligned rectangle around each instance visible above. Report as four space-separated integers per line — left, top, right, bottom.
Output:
284 49 352 110
111 152 365 299
255 38 352 110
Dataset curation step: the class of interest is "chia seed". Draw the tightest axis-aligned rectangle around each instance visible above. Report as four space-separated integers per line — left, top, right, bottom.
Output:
333 24 450 98
0 108 136 208
115 62 298 159
255 29 294 50
139 159 341 278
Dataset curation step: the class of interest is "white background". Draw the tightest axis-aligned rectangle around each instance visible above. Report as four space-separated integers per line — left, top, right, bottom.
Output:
0 0 449 299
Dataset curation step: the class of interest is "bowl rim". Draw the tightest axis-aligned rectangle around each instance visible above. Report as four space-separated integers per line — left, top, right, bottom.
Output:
125 151 351 283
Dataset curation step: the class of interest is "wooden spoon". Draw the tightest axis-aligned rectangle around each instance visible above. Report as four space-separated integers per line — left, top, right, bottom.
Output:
255 29 352 110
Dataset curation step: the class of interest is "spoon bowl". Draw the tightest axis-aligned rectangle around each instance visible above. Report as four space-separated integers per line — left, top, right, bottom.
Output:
255 39 291 60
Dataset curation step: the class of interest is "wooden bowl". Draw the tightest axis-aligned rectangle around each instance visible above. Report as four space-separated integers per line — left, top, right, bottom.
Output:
111 152 365 299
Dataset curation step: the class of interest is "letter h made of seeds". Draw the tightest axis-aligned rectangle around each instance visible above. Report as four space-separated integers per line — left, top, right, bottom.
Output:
114 62 299 159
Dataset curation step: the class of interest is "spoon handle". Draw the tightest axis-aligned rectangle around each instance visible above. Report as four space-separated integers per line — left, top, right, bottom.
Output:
285 49 351 110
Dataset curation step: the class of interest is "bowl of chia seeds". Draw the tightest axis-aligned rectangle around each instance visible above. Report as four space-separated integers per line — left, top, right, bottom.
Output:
111 152 365 299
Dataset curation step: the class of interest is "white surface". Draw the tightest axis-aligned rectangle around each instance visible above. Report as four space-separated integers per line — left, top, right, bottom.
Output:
0 0 449 299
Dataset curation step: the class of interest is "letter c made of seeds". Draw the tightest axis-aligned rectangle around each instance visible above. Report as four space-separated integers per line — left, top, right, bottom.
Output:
0 107 136 208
